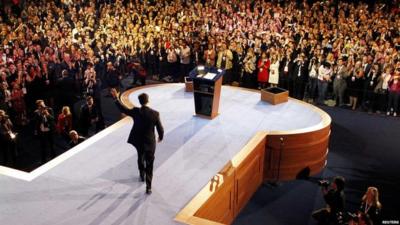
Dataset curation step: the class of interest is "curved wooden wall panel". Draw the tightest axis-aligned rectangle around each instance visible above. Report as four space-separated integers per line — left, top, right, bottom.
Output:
264 126 330 181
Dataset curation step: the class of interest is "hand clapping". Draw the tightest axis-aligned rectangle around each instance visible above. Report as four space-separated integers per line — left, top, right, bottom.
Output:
110 88 119 99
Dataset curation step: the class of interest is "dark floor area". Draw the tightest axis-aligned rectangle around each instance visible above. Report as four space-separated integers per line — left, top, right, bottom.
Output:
234 106 400 225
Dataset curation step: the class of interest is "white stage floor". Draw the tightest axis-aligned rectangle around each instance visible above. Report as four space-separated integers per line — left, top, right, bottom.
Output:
0 84 326 225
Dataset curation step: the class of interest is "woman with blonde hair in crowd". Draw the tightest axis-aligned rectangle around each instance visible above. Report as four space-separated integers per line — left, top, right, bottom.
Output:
347 61 364 110
387 67 400 117
359 186 382 225
56 106 73 141
269 51 280 87
241 48 257 89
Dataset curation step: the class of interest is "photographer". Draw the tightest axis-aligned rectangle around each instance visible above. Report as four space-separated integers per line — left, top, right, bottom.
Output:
0 109 16 166
33 100 55 163
312 176 346 225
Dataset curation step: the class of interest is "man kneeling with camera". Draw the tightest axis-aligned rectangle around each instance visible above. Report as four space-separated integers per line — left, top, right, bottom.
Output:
312 176 346 225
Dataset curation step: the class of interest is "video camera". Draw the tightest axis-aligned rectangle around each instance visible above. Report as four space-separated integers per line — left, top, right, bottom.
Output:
317 180 330 188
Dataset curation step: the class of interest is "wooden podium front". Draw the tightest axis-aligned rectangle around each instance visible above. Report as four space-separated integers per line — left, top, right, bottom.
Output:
190 67 224 119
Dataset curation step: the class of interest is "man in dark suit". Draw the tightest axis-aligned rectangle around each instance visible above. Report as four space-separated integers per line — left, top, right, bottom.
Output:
33 100 56 163
292 54 309 100
111 88 164 195
79 96 104 137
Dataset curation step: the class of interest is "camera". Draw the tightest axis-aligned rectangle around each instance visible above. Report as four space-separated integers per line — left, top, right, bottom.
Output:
317 180 330 188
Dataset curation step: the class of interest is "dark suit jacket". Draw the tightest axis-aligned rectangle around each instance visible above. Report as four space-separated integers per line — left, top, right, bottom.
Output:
79 104 102 130
115 100 164 152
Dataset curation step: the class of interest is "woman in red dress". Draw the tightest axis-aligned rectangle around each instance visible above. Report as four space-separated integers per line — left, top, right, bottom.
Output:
257 52 270 89
56 106 73 141
10 82 27 126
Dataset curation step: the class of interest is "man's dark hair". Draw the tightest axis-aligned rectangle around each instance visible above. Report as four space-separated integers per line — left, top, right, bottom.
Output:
333 176 345 191
138 93 149 106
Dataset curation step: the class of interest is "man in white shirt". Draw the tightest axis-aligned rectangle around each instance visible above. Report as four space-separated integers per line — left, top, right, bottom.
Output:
317 62 332 105
179 41 191 82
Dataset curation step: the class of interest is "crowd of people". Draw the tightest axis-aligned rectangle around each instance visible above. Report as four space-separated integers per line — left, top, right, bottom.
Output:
1 0 400 166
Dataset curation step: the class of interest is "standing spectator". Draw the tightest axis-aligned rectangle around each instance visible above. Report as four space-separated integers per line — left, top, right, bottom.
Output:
10 82 26 126
242 48 257 89
279 52 294 93
269 52 280 87
362 64 380 112
166 44 178 82
257 52 270 89
317 62 333 105
146 41 158 80
79 96 104 137
179 41 191 82
33 100 55 163
333 59 350 107
83 62 98 98
387 67 400 116
306 57 319 103
0 109 16 166
292 54 308 99
358 187 382 225
157 42 168 81
374 66 392 113
56 106 73 141
105 62 121 91
55 69 75 115
348 62 364 110
216 43 233 85
204 43 216 67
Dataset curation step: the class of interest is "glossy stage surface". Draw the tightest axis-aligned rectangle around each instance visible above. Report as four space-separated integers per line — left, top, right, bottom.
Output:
0 84 328 225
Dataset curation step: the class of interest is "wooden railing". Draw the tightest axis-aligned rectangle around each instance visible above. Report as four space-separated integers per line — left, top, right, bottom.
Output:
175 117 331 225
175 132 267 225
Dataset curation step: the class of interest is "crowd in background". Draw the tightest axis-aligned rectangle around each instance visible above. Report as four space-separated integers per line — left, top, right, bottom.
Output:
1 0 400 166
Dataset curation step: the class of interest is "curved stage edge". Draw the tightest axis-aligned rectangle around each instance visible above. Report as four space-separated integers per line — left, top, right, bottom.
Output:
120 84 331 225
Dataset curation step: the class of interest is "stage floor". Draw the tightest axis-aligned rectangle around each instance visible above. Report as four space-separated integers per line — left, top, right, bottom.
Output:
0 84 327 225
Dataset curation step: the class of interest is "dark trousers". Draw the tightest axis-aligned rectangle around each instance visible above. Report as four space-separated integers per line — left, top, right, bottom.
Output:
387 91 400 113
81 120 104 137
293 78 305 100
317 80 329 105
362 89 375 111
180 63 192 82
307 77 318 100
279 73 290 91
39 131 55 162
168 62 179 81
133 74 146 86
135 143 155 189
1 138 16 166
374 90 388 112
241 71 256 89
223 69 233 85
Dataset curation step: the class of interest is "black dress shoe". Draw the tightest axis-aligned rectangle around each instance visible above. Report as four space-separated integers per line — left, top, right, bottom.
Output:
146 188 152 195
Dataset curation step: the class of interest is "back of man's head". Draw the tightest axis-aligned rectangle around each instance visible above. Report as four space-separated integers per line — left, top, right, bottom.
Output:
333 176 345 191
138 93 149 106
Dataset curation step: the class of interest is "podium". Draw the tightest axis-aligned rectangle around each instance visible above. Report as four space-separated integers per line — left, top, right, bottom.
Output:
189 66 224 119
